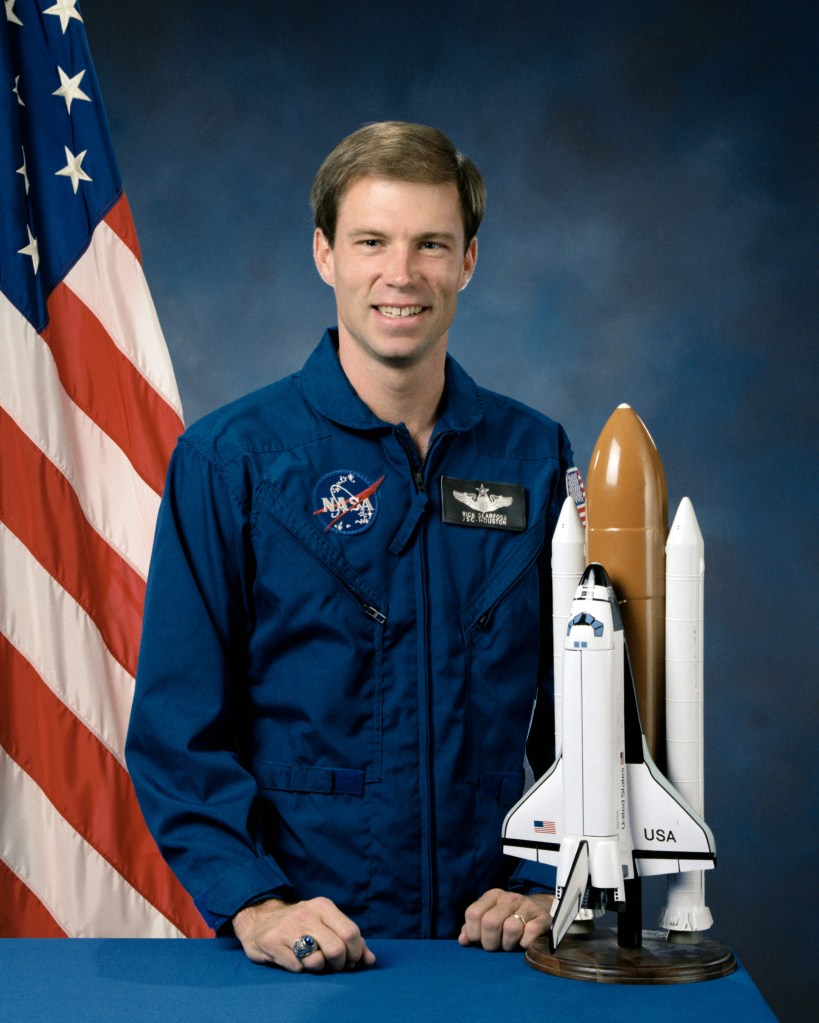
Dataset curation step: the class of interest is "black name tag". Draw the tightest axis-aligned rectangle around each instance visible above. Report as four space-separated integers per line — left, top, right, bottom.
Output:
440 477 527 532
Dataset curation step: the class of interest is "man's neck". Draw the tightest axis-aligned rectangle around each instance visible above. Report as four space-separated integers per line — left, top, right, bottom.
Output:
338 341 446 460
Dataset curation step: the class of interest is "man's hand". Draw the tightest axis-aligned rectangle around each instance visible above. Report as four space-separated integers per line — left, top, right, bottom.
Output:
232 897 376 973
458 889 554 952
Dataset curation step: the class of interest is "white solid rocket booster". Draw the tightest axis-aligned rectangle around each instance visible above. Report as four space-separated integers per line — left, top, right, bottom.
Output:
551 496 587 757
661 497 713 937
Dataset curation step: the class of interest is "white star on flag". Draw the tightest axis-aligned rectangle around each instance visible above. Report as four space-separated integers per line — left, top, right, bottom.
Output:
55 146 92 193
17 146 29 194
13 74 23 105
17 224 39 274
5 0 23 26
44 0 83 34
53 66 91 114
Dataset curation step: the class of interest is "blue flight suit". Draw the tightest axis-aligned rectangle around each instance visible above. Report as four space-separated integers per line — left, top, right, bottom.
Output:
126 330 572 936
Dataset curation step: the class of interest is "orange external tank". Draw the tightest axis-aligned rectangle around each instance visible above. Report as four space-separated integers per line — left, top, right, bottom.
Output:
585 404 668 763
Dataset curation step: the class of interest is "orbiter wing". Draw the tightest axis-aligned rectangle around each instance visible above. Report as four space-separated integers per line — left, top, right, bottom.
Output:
625 744 716 877
502 756 563 865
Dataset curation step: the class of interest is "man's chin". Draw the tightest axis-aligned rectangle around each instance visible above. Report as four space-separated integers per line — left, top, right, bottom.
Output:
337 323 449 372
369 343 441 370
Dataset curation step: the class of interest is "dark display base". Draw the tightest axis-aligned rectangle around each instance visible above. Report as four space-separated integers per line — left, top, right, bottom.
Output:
525 928 737 985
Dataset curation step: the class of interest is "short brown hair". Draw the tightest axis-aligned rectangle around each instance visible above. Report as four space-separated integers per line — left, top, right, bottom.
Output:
310 121 486 250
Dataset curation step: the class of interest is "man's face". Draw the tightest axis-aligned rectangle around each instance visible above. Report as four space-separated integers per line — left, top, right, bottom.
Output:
313 176 477 371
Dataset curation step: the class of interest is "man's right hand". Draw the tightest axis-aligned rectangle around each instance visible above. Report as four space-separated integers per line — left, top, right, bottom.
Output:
232 897 376 973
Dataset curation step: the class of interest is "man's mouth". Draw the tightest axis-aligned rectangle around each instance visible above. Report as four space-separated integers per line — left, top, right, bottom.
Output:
376 305 425 318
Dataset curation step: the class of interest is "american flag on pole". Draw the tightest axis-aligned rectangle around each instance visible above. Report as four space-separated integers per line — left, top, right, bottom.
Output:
0 1 210 937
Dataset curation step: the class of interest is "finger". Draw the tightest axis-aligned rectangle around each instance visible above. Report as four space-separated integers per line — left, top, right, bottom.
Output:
313 908 370 971
460 906 483 945
477 905 509 951
501 904 548 951
501 912 528 952
297 946 328 973
519 915 550 950
341 942 377 970
461 889 504 945
492 896 550 951
311 928 351 972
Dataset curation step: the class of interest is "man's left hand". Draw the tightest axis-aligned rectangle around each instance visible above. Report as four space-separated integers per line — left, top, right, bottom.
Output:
458 889 554 951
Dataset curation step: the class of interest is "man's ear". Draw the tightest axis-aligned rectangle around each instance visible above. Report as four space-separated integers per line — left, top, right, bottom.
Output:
313 228 335 286
460 236 478 291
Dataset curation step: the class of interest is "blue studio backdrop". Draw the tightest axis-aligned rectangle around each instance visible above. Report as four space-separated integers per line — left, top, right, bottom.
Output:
83 2 816 1020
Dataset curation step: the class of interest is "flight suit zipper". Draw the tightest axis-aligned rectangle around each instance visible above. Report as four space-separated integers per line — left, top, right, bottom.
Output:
393 423 441 936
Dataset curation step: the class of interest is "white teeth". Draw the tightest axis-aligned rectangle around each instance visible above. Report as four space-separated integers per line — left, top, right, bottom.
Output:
378 305 424 318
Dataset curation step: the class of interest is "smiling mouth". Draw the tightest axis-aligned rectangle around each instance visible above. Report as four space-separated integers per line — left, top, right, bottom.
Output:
376 305 426 318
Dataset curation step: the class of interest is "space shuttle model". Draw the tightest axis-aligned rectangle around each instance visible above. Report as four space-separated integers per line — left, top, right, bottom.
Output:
503 405 715 954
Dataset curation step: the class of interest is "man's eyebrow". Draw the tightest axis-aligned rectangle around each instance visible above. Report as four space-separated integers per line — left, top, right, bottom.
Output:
345 228 459 241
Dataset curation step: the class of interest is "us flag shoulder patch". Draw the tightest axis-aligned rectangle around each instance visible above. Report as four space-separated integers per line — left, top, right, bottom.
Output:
566 467 587 526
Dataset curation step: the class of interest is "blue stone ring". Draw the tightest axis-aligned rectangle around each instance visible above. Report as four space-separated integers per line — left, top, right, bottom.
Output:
292 934 319 960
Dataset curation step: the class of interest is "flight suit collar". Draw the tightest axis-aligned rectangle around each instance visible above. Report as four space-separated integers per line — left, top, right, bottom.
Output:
301 329 485 435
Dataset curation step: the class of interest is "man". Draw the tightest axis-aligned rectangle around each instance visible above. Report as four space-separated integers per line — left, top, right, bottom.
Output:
127 122 573 972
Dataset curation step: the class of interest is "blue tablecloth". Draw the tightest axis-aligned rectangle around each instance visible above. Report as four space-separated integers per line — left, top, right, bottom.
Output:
1 938 777 1022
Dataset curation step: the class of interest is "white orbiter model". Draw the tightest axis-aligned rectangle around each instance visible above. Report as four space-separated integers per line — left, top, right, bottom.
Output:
503 561 716 954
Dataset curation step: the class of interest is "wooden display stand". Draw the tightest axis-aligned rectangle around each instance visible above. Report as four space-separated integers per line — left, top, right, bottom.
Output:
526 927 737 985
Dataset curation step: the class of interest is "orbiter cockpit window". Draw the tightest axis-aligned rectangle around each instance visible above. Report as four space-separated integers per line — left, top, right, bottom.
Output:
567 612 604 637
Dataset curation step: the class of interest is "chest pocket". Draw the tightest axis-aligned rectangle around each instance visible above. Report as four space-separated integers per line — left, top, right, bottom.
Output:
249 480 388 789
460 517 546 787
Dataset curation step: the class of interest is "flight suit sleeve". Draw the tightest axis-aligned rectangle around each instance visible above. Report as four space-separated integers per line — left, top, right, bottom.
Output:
125 438 294 931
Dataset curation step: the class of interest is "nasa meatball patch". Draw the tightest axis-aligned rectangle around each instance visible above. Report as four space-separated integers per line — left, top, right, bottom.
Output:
312 470 384 535
440 476 526 532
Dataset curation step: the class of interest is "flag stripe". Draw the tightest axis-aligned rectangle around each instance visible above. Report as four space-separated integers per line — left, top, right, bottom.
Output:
0 407 144 676
0 636 210 938
0 749 185 938
43 280 182 496
103 192 142 264
64 218 184 422
0 523 133 763
0 292 160 577
0 859 67 938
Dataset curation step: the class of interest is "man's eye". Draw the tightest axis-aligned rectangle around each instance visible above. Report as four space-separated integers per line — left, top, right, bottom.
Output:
421 241 441 250
361 239 382 247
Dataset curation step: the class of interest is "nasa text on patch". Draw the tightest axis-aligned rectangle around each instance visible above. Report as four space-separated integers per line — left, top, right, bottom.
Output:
440 477 526 532
312 470 384 535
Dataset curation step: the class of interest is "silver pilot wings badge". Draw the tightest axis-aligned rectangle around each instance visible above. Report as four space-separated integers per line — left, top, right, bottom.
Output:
440 477 526 532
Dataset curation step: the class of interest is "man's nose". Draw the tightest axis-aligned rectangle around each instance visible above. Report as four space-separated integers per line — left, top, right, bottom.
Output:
383 245 416 286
